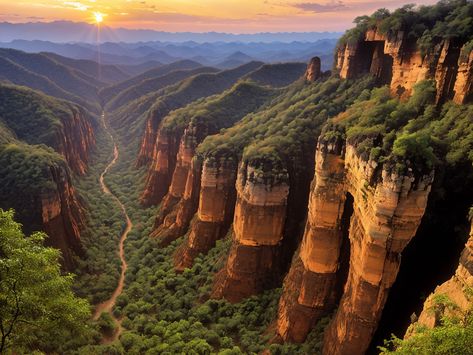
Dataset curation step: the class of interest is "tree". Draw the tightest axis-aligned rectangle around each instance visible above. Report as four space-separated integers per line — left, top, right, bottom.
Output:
0 209 90 353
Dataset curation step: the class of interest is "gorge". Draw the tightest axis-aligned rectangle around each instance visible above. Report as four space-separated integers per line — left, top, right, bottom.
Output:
1 1 473 354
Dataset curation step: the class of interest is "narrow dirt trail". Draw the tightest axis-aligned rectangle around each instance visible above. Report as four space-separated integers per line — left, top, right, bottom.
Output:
92 113 132 343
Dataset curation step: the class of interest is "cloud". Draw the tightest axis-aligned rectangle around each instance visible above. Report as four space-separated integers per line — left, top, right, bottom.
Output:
63 1 91 11
293 1 346 13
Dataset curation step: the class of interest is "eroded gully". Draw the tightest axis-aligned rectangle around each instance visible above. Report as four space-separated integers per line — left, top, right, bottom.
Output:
92 112 132 343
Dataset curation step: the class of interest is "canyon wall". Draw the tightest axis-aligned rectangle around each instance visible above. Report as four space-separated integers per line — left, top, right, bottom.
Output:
212 160 290 302
336 28 473 104
276 138 433 354
41 164 86 268
57 106 95 175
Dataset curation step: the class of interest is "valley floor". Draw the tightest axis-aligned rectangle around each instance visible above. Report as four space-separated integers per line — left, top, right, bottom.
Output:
71 111 326 354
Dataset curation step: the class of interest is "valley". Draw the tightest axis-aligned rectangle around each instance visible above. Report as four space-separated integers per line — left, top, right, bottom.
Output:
1 1 473 354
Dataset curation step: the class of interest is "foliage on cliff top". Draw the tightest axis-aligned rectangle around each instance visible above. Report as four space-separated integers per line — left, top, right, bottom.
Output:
323 80 473 175
160 81 277 135
197 75 376 175
0 209 91 353
0 83 92 148
0 48 101 112
338 0 473 56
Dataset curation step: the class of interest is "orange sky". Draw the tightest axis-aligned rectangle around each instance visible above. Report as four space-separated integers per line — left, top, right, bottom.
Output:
0 0 440 32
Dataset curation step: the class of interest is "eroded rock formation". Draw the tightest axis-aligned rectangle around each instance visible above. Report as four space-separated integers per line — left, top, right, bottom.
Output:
336 28 473 104
174 156 237 270
57 106 95 175
211 160 290 302
41 164 85 268
305 57 322 82
276 138 433 354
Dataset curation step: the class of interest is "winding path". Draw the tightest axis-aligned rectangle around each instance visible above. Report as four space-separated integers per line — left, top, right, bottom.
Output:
92 113 132 342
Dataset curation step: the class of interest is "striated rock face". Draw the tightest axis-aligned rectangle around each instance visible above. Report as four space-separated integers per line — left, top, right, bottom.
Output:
276 139 434 354
407 222 473 332
41 164 85 269
336 28 473 103
211 161 290 302
453 48 473 104
278 139 347 342
305 57 322 82
140 129 181 206
137 107 163 167
57 106 95 175
174 156 237 270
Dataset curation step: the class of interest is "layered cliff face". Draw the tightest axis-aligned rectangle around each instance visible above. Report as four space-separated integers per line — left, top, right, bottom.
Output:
211 160 290 302
56 106 95 175
41 164 85 268
174 156 237 270
336 28 473 104
0 84 95 268
277 138 434 354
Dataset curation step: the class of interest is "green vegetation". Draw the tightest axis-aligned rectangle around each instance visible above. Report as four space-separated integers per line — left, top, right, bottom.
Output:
338 1 473 56
106 67 218 112
0 49 101 112
99 59 203 105
0 209 91 353
380 295 473 355
323 80 473 175
243 62 307 88
161 81 276 136
198 75 375 176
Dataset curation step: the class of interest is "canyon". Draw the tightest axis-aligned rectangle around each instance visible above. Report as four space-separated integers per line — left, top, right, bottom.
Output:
1 2 473 353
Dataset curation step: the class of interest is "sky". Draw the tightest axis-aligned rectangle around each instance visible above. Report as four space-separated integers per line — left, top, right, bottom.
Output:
0 0 440 33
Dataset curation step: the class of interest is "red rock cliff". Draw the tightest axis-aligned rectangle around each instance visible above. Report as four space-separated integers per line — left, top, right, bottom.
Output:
276 136 433 354
41 164 85 269
211 160 290 302
140 128 181 206
56 106 95 175
174 156 237 270
336 28 473 104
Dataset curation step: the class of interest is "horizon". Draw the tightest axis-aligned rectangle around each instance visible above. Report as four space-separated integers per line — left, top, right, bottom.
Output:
1 0 439 34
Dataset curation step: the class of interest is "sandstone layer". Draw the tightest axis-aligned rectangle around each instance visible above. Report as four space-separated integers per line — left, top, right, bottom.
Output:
336 28 473 104
276 137 433 354
211 161 290 302
174 156 237 270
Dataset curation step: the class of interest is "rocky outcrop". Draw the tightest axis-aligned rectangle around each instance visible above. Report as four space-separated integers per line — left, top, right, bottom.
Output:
174 156 237 270
211 160 290 302
278 139 347 342
336 28 473 103
276 139 434 354
136 106 164 167
140 129 181 206
407 222 473 333
41 164 85 269
305 57 322 82
57 106 95 175
453 47 473 104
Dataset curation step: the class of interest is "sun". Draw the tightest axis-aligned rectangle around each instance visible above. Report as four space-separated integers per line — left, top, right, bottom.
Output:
93 12 104 24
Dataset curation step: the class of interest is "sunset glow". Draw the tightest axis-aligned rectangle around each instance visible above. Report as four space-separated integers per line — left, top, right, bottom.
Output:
0 0 440 32
93 12 104 24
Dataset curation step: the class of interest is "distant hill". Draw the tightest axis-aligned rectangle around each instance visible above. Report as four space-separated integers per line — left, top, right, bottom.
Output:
106 66 219 112
42 52 130 84
100 59 204 105
0 21 342 43
244 62 307 87
0 50 101 112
